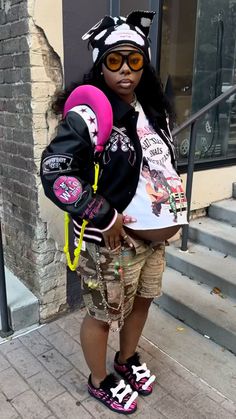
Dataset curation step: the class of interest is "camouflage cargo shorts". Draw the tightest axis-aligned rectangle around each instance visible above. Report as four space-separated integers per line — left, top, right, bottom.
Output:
77 236 165 324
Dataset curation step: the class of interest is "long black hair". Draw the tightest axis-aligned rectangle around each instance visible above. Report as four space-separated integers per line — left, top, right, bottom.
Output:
51 63 174 124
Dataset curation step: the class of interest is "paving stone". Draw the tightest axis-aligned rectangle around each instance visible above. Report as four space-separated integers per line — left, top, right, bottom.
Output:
186 394 236 419
148 349 180 372
141 385 167 407
81 395 138 418
107 331 119 351
55 315 81 336
19 330 53 356
144 356 171 385
106 344 116 371
68 349 90 378
0 392 19 419
45 330 81 357
73 333 81 344
133 408 166 419
38 349 73 378
157 369 199 403
156 394 199 419
171 366 226 404
1 311 235 419
138 337 160 358
11 390 51 419
140 345 172 375
5 347 44 379
0 339 23 355
58 369 88 401
48 391 92 418
221 399 236 415
136 344 154 363
0 352 10 371
28 370 65 402
71 308 86 322
0 367 29 399
39 323 62 337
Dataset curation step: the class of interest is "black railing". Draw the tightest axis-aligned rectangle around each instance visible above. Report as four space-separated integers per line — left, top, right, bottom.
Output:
0 220 13 337
172 84 236 251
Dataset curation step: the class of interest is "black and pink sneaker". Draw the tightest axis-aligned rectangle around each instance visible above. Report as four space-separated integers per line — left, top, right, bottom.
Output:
114 352 156 396
88 373 138 415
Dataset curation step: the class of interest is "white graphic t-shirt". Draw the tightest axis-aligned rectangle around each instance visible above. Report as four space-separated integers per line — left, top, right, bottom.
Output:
125 101 188 230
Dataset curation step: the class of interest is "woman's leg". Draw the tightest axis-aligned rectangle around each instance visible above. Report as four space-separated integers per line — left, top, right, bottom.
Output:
118 296 152 363
80 312 110 387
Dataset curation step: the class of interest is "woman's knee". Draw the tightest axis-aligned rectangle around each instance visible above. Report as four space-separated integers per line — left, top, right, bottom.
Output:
133 296 153 311
82 312 110 332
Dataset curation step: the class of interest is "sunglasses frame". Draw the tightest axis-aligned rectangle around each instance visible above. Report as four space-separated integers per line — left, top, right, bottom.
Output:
103 50 146 72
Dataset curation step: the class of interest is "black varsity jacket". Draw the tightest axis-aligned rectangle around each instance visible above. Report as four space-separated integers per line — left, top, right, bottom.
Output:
40 88 176 245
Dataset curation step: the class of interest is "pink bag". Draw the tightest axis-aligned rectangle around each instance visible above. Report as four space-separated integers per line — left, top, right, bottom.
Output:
63 84 113 152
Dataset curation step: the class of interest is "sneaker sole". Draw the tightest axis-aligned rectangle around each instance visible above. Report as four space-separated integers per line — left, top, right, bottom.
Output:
88 387 137 415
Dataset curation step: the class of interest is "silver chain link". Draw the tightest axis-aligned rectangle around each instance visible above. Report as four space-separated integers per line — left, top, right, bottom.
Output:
95 246 125 332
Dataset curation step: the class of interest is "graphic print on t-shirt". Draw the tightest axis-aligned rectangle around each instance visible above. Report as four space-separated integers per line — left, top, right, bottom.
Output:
125 101 187 230
141 159 175 221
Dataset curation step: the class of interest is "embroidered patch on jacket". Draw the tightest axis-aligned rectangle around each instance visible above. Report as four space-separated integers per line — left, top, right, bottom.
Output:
103 127 136 166
42 155 72 174
53 176 82 204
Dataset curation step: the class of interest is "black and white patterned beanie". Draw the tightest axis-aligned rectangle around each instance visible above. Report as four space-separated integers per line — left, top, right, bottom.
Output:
82 10 156 65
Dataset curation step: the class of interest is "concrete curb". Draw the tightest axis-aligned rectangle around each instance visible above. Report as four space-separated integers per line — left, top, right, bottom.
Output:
0 267 39 332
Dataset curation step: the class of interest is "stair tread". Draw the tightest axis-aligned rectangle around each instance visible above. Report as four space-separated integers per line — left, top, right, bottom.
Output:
189 217 236 244
166 242 236 285
210 198 236 213
162 267 236 333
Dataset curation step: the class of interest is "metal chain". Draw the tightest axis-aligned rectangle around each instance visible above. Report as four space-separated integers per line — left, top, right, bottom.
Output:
95 246 125 332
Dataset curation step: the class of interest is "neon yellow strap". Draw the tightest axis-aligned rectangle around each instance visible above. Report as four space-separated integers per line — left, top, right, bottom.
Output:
63 163 100 271
93 163 100 193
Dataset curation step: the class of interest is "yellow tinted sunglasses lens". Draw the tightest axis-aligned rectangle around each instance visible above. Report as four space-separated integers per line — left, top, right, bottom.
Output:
105 53 123 71
128 52 144 70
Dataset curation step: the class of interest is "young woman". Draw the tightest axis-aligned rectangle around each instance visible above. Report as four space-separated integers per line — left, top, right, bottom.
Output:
41 10 187 415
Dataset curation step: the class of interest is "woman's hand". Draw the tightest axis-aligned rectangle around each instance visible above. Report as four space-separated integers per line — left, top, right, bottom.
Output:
102 213 136 250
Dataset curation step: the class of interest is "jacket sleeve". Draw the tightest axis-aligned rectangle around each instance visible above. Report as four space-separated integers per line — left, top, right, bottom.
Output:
40 111 117 230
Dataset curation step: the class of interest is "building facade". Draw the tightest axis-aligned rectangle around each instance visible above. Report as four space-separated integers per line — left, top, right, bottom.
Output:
0 0 235 320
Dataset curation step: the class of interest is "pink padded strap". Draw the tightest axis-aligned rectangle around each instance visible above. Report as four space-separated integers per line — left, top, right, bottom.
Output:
63 85 113 152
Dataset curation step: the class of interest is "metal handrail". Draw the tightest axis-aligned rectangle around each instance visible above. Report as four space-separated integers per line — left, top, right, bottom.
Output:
0 221 13 337
173 84 236 251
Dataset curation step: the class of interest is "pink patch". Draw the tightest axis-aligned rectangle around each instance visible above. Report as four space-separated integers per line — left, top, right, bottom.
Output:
53 176 82 204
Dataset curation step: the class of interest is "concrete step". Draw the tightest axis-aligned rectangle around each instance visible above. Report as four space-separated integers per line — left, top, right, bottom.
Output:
144 304 236 403
0 267 39 332
156 267 236 355
166 242 236 299
208 198 236 225
188 217 236 257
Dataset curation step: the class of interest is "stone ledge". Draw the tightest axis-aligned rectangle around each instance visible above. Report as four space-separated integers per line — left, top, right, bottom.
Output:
0 267 39 331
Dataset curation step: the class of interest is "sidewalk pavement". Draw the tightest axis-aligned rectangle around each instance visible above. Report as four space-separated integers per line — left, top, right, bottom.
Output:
0 308 236 419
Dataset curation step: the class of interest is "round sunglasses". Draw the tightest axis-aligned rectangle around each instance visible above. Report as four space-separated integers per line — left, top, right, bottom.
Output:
103 50 145 72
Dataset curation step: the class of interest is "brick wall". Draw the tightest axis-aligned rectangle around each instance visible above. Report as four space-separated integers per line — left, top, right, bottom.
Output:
0 0 66 321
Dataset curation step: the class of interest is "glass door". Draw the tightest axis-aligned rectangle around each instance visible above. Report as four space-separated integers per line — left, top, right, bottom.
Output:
160 0 198 126
160 0 236 166
191 0 236 161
